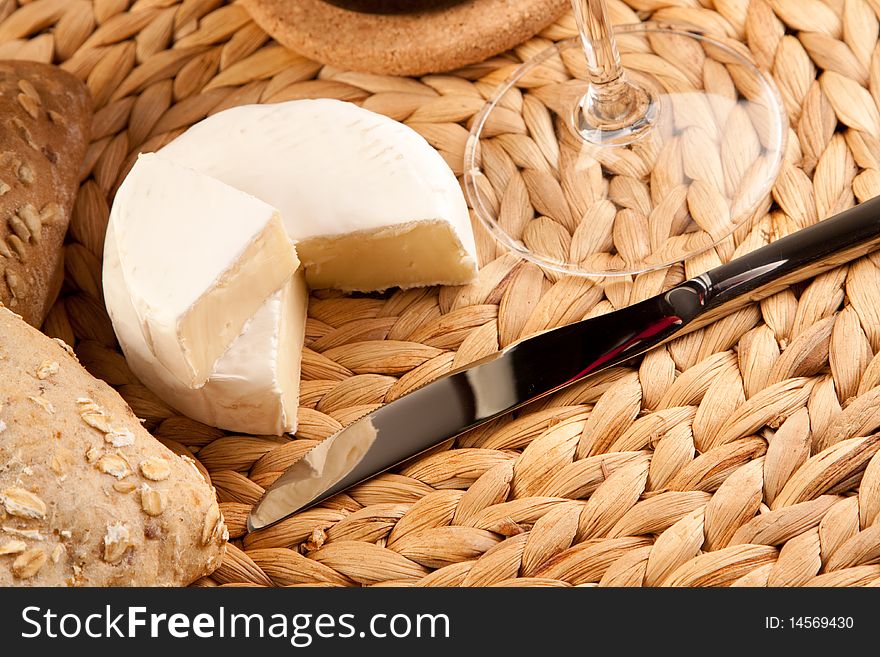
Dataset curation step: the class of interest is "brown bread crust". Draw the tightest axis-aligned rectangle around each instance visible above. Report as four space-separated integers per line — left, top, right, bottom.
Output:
0 306 226 586
0 61 90 327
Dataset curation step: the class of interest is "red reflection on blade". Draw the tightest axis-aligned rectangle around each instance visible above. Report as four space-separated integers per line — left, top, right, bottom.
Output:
562 314 684 386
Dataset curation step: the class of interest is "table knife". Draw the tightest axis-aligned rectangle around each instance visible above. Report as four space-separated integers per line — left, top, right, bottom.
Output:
248 195 880 532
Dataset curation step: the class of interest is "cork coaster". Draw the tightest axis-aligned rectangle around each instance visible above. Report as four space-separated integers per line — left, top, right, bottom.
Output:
241 0 570 76
14 0 880 588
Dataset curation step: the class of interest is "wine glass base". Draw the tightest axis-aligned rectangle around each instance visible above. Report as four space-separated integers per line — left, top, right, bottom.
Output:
464 24 788 278
574 82 658 147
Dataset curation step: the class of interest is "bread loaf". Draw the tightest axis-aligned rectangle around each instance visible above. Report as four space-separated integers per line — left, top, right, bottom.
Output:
0 61 90 327
0 305 226 586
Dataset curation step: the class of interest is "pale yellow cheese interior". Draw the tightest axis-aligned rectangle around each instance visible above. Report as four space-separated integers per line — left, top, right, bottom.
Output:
275 273 308 425
176 216 297 386
299 220 476 291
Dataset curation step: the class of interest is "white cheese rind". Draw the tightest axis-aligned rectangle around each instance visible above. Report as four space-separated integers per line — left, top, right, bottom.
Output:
103 220 307 435
158 99 478 290
111 153 298 388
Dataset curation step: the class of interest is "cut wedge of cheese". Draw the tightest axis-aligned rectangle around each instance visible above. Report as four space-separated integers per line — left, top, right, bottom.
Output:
110 153 299 388
104 219 308 435
105 102 480 435
158 99 478 291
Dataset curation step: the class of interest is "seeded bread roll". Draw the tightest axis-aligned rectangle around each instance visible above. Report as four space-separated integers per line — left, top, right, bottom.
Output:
0 61 90 327
0 306 226 586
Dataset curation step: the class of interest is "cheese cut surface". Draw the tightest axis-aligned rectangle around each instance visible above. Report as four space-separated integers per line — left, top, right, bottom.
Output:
111 153 298 387
104 220 308 435
158 99 478 290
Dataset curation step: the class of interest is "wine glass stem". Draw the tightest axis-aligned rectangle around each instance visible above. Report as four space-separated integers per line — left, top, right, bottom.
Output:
571 0 653 137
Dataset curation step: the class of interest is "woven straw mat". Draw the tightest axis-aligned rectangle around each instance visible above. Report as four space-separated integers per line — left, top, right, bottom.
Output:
10 0 880 587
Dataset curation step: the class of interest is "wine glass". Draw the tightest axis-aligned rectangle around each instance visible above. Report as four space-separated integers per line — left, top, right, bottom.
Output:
464 0 788 277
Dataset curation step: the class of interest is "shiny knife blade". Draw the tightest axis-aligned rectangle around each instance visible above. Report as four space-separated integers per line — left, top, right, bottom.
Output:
248 195 880 532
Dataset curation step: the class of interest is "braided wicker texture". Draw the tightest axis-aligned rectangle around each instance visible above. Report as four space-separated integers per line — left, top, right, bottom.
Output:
10 0 880 587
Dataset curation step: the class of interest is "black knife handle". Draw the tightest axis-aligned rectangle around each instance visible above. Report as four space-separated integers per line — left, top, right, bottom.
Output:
685 194 880 331
503 195 880 401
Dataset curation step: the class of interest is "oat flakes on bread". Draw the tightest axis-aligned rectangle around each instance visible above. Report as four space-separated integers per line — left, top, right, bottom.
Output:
0 60 90 327
0 305 226 586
